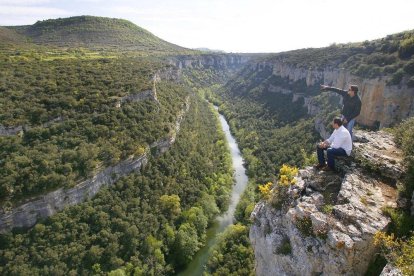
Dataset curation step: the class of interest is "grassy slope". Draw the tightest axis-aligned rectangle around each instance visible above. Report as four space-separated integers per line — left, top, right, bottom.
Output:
5 16 190 53
0 27 28 45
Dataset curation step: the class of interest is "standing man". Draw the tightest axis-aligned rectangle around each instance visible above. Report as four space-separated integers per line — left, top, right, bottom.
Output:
320 84 361 139
315 117 352 171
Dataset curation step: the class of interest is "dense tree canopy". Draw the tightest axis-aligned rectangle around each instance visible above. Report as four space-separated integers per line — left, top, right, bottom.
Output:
0 51 190 203
0 94 233 275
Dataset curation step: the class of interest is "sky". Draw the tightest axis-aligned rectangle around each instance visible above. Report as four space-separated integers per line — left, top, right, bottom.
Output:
0 0 413 53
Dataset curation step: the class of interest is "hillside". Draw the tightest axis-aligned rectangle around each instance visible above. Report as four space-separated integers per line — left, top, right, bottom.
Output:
0 27 28 45
265 29 414 87
193 30 414 275
1 20 413 275
5 16 189 53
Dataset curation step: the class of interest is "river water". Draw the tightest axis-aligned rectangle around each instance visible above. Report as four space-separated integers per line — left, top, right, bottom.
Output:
177 105 249 276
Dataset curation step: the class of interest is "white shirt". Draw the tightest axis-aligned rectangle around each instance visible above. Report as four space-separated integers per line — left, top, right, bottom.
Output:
326 125 352 155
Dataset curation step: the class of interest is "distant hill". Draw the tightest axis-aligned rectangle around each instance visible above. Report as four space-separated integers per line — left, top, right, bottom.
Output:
0 26 28 45
194 47 226 53
5 15 189 52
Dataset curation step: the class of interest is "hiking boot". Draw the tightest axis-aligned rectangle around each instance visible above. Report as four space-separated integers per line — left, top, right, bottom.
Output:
314 163 326 170
321 166 335 172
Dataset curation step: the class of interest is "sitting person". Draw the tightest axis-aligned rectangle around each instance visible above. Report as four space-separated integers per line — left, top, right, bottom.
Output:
315 117 352 171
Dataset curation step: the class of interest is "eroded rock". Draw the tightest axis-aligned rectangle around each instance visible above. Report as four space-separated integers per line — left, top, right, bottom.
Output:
380 263 403 276
250 130 404 275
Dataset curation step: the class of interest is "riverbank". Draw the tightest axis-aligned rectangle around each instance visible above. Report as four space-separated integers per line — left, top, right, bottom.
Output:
178 104 249 275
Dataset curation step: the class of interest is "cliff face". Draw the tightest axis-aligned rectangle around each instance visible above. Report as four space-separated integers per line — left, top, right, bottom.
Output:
0 96 190 233
168 54 251 71
0 52 247 232
0 154 148 232
255 59 414 128
250 130 404 275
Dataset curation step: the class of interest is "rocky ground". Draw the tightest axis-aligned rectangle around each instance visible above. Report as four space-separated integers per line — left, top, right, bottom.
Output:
250 130 405 275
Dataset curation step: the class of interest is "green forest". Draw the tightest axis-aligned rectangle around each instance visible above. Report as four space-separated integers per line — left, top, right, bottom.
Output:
1 16 414 276
0 91 234 275
0 50 192 205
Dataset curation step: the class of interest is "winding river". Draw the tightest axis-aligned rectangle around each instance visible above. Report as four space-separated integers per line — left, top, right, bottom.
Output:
178 105 249 275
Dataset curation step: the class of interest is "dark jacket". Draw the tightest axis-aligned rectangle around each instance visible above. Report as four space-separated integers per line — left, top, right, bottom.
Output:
326 87 362 121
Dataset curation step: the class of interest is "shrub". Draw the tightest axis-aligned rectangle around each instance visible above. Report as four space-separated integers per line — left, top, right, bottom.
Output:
258 182 273 200
295 216 314 237
399 36 414 59
393 117 414 199
388 68 405 85
407 76 414 88
374 232 414 275
258 164 299 208
404 60 414 75
277 237 292 255
321 204 334 214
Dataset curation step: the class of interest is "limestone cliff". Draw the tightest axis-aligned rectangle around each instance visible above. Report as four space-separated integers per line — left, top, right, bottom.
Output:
0 52 247 232
0 96 190 233
168 53 251 71
253 59 414 128
0 125 24 136
250 130 404 275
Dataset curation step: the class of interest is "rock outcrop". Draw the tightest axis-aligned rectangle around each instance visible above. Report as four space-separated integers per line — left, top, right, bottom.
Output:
250 130 404 275
253 59 414 128
0 117 63 136
0 125 24 136
380 264 403 276
0 154 148 233
0 97 190 233
118 89 157 107
168 54 250 71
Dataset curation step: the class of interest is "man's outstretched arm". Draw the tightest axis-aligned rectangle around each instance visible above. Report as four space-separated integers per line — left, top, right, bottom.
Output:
320 85 347 96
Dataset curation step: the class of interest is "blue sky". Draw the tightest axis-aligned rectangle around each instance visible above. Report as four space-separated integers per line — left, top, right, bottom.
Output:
0 0 413 53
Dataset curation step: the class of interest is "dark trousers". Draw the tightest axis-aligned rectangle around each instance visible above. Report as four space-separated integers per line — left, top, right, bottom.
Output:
317 146 347 169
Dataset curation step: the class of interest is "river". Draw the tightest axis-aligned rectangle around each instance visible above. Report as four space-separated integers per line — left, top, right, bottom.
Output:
177 105 249 276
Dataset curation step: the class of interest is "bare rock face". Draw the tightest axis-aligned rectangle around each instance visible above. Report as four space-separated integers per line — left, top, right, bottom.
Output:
250 130 404 275
255 59 414 128
0 154 148 233
380 264 403 276
353 130 404 180
0 125 23 136
118 89 157 106
169 54 250 70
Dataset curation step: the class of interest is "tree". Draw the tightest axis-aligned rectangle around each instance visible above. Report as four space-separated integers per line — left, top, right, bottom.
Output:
173 223 200 267
160 194 181 221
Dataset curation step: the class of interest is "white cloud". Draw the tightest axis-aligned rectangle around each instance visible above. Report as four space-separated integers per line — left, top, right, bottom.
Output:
0 0 52 5
0 0 413 52
0 5 72 25
0 6 70 16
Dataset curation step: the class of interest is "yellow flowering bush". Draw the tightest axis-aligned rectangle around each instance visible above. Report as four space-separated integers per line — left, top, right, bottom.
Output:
374 231 414 275
258 164 299 208
279 164 299 186
258 182 273 200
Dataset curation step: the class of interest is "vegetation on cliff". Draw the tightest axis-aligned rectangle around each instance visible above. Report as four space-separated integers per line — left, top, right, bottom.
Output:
1 17 413 275
372 117 414 275
0 51 190 204
266 29 414 86
182 58 322 274
0 95 234 274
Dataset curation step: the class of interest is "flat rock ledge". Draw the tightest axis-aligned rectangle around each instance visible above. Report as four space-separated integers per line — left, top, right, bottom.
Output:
250 130 404 276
